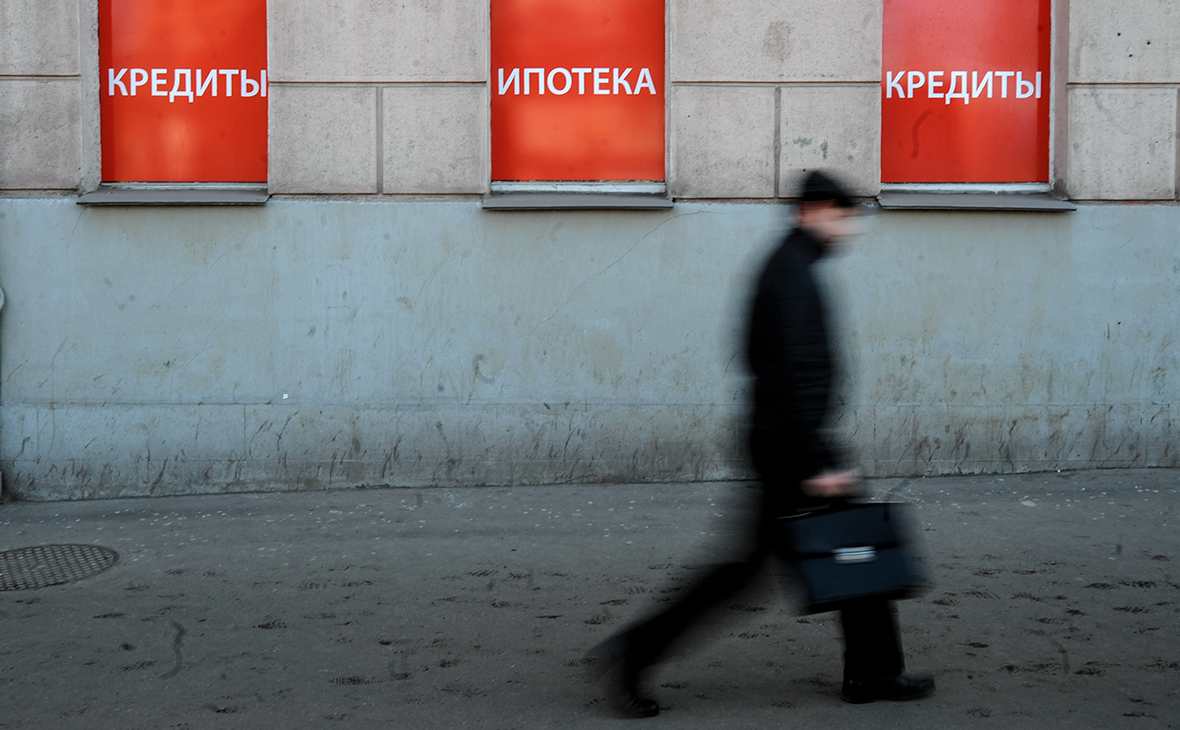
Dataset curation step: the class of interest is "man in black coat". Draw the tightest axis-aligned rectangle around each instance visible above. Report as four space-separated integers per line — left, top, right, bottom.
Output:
590 171 934 718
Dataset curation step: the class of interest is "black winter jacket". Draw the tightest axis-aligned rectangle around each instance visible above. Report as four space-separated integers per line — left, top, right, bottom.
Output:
745 227 841 480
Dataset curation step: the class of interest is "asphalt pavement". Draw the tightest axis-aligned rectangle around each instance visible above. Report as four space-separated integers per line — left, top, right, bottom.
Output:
1 469 1177 729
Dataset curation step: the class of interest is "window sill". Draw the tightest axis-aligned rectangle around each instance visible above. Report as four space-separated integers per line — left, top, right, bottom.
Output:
77 184 269 206
877 192 1075 212
481 192 673 211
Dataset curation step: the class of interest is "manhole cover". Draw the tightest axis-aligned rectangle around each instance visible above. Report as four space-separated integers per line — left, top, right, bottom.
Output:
0 544 119 591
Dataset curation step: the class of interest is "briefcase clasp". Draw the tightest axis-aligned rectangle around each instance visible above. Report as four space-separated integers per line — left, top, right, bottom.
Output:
833 546 876 564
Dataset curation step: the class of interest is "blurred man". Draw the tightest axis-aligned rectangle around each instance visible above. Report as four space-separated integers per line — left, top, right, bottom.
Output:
589 171 933 718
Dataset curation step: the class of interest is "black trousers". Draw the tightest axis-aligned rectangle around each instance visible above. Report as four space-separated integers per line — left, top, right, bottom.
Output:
614 473 905 682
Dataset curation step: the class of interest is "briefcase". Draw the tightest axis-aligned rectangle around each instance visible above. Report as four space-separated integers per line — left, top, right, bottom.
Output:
777 501 930 614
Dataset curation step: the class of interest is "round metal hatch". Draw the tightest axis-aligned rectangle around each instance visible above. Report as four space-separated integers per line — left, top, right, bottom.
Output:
0 544 119 591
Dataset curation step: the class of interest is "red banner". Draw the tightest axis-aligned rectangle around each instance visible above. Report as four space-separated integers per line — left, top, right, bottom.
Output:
99 0 267 183
491 0 665 182
882 0 1051 183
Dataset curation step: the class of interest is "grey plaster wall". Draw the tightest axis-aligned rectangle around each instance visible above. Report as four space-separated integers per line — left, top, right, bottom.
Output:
2 1 1179 499
1 200 1177 499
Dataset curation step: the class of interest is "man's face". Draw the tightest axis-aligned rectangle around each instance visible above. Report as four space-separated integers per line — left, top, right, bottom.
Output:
799 202 863 245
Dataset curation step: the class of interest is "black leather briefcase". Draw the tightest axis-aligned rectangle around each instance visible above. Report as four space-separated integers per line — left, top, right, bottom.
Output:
777 501 930 614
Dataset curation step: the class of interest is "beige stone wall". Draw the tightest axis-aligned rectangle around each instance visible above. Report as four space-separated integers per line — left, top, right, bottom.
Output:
1 0 1177 202
1066 0 1180 200
267 0 488 195
0 0 82 190
669 0 882 199
263 0 883 199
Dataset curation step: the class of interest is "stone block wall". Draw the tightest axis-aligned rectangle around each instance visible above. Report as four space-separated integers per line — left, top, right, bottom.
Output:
0 0 82 190
267 0 488 195
668 0 882 198
1067 0 1180 200
1 1 1177 202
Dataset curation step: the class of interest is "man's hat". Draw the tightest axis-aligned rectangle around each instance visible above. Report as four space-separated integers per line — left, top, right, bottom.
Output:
798 170 856 208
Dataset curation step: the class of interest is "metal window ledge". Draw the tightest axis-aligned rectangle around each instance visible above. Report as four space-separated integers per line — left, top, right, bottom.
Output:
877 192 1075 212
482 193 673 211
77 185 269 206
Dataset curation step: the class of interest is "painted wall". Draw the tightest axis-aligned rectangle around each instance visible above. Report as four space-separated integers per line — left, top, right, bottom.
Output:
2 199 1177 498
2 1 1179 498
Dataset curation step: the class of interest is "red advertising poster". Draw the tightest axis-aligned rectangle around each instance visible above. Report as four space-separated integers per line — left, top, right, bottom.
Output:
99 0 267 183
491 0 665 182
882 0 1051 183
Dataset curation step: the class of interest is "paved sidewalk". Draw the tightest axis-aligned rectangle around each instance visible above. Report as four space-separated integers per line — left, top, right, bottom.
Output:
1 469 1178 729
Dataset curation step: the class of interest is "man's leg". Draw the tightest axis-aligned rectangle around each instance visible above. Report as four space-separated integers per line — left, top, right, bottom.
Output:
589 484 776 718
589 556 767 717
839 598 903 678
616 556 766 667
839 598 933 703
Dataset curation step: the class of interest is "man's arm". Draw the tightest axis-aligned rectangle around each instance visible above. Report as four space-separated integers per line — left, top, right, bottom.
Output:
772 276 839 478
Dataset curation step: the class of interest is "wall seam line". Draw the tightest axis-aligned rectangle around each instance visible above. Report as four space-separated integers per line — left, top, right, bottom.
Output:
0 74 82 80
773 86 782 200
375 86 384 194
1066 81 1180 88
266 80 486 87
671 80 879 88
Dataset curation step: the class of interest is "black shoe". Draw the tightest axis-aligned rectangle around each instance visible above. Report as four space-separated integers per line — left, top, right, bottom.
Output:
618 691 660 718
841 674 935 704
586 637 660 718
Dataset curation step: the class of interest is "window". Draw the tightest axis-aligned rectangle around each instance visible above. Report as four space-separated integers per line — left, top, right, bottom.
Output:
98 0 267 184
489 0 665 191
881 0 1051 185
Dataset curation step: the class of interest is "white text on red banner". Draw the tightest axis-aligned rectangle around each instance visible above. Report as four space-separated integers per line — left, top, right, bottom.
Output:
107 68 268 102
884 71 1042 103
497 67 658 96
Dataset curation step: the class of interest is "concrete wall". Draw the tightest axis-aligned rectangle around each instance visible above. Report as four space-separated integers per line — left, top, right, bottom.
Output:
1 1 1179 498
1 199 1177 499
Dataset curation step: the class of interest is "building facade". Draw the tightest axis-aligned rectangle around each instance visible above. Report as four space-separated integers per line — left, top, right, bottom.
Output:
1 0 1178 499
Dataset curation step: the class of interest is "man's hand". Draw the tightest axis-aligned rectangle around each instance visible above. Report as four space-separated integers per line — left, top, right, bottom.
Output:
801 468 862 498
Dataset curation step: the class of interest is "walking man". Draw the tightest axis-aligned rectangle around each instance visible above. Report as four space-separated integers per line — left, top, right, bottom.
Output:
590 171 934 718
